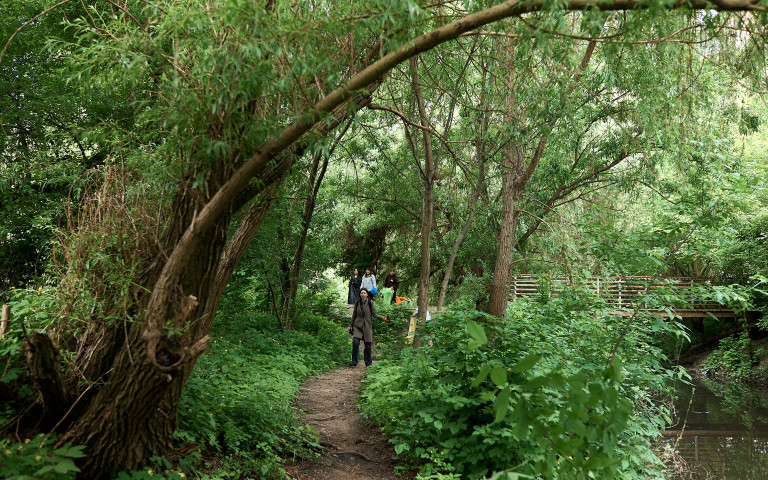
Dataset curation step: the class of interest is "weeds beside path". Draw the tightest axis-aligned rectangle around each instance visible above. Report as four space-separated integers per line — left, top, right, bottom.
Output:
283 363 411 480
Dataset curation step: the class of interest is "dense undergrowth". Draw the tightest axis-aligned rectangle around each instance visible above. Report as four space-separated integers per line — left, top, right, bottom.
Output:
360 291 686 480
3 275 765 479
0 285 349 479
679 277 768 381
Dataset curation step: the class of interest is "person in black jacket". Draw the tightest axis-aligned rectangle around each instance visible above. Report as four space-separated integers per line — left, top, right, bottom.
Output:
347 268 362 304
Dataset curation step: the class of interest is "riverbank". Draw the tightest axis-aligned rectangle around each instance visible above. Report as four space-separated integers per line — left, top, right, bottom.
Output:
676 332 768 385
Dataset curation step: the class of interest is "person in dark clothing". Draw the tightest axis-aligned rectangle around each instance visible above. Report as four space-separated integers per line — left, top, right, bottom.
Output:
348 288 387 367
383 269 399 304
347 268 362 304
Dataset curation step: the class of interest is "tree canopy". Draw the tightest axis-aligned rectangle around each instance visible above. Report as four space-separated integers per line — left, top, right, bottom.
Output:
1 0 768 477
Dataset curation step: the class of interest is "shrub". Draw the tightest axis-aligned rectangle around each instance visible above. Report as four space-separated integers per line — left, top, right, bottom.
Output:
702 332 756 379
0 434 85 480
360 293 677 479
176 309 348 477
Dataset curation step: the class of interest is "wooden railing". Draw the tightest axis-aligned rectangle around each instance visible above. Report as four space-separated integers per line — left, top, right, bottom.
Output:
510 275 752 318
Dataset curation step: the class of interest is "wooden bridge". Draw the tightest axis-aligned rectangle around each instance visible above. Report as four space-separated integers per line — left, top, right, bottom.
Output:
510 275 761 319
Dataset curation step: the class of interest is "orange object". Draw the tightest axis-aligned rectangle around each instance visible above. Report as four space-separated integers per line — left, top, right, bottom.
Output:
395 297 410 305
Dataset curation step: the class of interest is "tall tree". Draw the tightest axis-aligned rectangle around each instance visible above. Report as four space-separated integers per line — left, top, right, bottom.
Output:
4 1 766 477
487 29 598 317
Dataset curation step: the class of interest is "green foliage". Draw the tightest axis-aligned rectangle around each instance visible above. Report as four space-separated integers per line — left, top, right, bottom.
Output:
0 434 85 480
1 288 60 426
720 213 768 279
369 302 414 355
360 293 679 479
0 1 120 292
176 308 348 477
111 455 201 480
702 333 756 379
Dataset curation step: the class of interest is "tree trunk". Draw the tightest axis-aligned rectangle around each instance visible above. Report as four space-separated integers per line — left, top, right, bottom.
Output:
24 332 71 431
486 38 597 319
282 120 350 328
437 61 490 310
60 177 231 479
281 152 326 330
487 143 526 318
411 57 436 347
1 304 9 337
201 182 282 328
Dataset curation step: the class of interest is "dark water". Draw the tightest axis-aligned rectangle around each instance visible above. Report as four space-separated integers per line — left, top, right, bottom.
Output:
661 375 768 479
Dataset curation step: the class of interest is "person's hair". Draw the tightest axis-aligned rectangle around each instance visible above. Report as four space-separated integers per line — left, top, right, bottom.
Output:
354 268 359 275
359 288 369 295
365 268 371 276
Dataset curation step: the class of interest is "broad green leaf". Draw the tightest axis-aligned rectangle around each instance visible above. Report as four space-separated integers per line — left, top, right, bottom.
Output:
471 364 491 387
490 365 508 386
466 319 488 345
511 354 540 373
493 386 511 424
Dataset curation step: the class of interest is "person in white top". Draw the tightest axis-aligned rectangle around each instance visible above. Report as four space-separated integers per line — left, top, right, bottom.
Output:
360 267 377 300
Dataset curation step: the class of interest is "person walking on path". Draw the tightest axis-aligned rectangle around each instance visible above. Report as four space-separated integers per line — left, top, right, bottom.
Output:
348 288 387 367
383 269 399 304
360 267 377 300
347 268 362 304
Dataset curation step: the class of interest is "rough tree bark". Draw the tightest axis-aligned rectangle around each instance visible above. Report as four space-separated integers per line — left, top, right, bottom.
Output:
24 332 70 430
1 304 9 336
61 175 231 478
486 39 597 319
201 184 281 329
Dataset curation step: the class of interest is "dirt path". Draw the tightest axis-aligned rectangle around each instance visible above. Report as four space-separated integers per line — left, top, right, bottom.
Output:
283 363 411 480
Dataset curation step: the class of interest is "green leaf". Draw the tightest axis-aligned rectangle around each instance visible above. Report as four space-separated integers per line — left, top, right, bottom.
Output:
490 365 508 386
493 386 511 424
394 443 409 454
471 364 491 387
466 320 488 346
511 354 540 373
53 444 87 458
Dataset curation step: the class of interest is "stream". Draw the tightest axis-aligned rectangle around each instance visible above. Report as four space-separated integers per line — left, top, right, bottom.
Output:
661 374 768 479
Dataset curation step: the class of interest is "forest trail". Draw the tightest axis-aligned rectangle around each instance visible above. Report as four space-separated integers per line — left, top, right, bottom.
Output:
283 363 411 480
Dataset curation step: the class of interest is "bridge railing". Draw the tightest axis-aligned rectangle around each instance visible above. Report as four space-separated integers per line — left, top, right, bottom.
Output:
510 275 736 315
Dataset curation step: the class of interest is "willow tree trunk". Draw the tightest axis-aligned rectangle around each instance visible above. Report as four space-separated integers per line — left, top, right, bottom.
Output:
281 120 349 329
61 178 231 479
280 154 323 330
486 38 597 319
487 144 526 318
411 57 436 347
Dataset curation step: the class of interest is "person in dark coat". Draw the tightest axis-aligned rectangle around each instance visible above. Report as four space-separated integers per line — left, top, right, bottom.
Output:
348 288 387 367
347 268 362 304
383 269 399 304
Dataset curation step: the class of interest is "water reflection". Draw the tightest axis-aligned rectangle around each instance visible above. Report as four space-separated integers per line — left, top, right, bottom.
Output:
661 375 768 479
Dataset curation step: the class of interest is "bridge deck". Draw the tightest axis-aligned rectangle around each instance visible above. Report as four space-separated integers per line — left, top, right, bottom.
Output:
510 275 760 318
